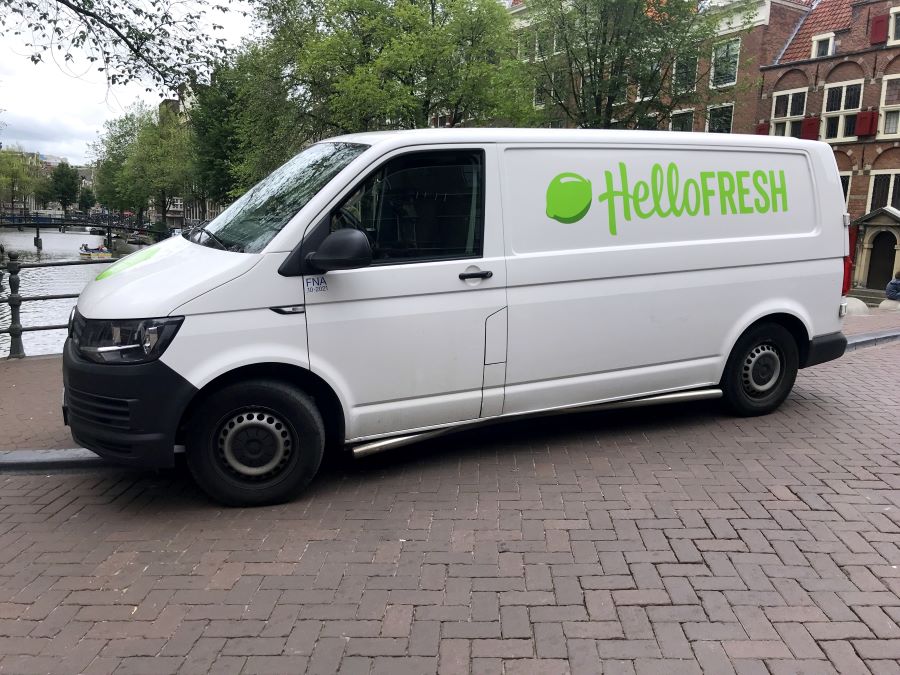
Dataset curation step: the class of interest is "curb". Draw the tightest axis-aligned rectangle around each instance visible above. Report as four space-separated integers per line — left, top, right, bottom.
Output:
845 328 900 352
1 327 899 472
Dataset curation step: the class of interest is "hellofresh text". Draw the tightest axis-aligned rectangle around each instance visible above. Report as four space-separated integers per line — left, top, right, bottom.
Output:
597 162 788 235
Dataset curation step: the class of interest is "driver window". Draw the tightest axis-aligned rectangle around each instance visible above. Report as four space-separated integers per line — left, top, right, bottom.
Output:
330 149 484 263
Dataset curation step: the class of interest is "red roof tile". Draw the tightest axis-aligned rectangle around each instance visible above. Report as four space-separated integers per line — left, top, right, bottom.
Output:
779 0 852 63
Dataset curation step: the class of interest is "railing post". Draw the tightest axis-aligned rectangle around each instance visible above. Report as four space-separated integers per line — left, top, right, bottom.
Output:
6 252 25 359
0 244 5 292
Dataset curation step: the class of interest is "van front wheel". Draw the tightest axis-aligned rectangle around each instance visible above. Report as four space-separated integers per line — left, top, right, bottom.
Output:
721 323 799 417
186 380 325 506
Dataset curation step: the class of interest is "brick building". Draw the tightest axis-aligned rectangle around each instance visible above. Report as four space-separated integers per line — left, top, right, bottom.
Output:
755 0 900 292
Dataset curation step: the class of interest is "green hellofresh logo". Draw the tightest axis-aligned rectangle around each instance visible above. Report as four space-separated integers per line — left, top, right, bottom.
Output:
545 163 788 235
95 246 161 280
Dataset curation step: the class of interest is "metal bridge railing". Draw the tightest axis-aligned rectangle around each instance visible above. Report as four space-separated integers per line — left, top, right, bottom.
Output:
0 252 109 359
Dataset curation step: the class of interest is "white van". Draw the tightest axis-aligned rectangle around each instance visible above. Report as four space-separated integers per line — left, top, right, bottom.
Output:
63 129 849 505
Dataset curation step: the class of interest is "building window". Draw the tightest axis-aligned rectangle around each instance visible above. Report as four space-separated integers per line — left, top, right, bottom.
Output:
707 104 733 133
670 110 694 132
673 57 698 94
869 171 900 211
711 39 740 88
822 80 863 141
840 173 851 207
890 8 900 45
771 88 807 137
811 33 835 58
880 75 900 137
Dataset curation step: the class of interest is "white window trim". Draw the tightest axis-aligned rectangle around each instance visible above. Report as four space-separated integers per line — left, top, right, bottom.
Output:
839 171 852 208
878 73 900 139
811 32 835 59
865 169 900 212
706 103 734 133
673 57 698 94
821 79 864 143
770 86 808 137
889 7 900 46
710 38 740 89
669 108 694 132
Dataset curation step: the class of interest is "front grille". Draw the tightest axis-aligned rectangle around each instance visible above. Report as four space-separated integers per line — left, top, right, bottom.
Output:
66 388 132 431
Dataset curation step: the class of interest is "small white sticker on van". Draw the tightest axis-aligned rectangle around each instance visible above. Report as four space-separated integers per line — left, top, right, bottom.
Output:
305 276 328 294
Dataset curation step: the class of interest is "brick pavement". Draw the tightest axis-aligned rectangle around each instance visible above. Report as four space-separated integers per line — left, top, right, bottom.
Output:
1 309 899 453
0 341 898 672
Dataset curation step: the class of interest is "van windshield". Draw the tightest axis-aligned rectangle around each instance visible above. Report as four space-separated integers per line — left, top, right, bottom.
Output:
186 142 368 253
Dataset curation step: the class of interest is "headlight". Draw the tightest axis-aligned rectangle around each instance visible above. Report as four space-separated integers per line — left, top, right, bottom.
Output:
73 315 184 364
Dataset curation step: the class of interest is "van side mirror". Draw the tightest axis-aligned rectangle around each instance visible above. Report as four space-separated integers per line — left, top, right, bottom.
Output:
305 228 372 273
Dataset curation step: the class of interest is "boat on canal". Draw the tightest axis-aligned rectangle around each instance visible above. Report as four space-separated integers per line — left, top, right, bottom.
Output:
78 244 112 260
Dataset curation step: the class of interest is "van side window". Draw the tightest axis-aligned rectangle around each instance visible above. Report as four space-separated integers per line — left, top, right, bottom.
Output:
330 149 485 263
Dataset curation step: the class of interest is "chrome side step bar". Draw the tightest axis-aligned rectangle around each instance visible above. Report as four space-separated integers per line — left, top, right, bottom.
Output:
351 387 722 459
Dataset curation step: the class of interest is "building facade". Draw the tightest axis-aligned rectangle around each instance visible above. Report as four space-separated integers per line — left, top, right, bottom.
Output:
756 0 900 291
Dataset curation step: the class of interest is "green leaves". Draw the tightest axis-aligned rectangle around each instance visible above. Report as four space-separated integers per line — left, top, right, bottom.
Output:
0 0 236 89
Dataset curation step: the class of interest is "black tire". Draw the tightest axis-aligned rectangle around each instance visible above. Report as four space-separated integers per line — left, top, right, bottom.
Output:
721 322 799 417
186 379 324 506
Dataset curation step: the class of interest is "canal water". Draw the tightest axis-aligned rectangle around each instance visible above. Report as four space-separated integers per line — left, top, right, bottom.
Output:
0 229 134 358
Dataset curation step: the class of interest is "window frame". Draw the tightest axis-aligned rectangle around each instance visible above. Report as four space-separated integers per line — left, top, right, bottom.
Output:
889 7 900 46
866 169 900 212
326 147 487 267
673 56 698 94
839 171 852 208
706 103 734 133
879 73 900 139
811 32 835 58
710 37 740 89
770 87 808 138
669 109 694 132
820 79 864 142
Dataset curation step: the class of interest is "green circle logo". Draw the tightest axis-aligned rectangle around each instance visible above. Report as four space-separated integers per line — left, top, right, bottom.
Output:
546 172 592 224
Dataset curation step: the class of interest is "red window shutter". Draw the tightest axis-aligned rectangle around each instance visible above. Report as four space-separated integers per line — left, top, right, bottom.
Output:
872 14 890 44
855 111 878 136
800 116 820 140
755 122 770 135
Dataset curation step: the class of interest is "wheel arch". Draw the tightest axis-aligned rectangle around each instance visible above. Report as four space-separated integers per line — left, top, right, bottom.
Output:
719 306 812 381
176 362 346 453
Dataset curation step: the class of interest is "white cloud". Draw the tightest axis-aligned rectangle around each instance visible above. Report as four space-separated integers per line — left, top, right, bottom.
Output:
0 2 253 165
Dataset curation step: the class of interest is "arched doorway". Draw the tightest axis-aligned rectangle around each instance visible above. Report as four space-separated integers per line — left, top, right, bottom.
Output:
867 231 897 289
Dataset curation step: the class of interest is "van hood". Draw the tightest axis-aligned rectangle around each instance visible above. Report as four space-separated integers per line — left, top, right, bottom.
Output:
77 235 261 320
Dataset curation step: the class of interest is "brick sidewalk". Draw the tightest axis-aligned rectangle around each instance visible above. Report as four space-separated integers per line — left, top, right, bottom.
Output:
1 309 898 453
0 341 898 673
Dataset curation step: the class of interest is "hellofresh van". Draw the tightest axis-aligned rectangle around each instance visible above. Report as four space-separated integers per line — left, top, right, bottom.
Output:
63 129 849 505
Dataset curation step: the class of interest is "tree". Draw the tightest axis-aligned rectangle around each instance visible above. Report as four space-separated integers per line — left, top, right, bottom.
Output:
32 175 54 208
0 148 39 215
287 0 534 132
50 162 80 215
521 0 751 129
78 186 96 211
121 106 193 227
92 103 153 219
188 67 241 214
0 0 237 89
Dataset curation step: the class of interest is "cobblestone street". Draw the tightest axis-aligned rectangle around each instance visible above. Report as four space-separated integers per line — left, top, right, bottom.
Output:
0 337 897 673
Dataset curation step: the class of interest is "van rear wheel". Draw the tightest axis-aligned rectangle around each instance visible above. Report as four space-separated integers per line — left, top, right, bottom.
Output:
721 322 799 417
186 380 324 506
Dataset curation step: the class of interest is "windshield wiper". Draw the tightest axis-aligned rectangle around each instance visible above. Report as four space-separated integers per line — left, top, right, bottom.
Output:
190 224 230 251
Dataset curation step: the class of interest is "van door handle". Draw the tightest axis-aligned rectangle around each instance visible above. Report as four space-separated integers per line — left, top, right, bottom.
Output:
459 270 493 280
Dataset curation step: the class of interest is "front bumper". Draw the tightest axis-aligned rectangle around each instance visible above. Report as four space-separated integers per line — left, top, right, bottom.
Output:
802 331 847 368
62 339 198 468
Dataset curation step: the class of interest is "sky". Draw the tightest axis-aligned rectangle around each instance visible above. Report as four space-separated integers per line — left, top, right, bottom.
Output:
0 3 252 166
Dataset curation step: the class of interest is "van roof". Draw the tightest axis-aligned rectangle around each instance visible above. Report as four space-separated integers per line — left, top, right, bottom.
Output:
328 128 821 150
